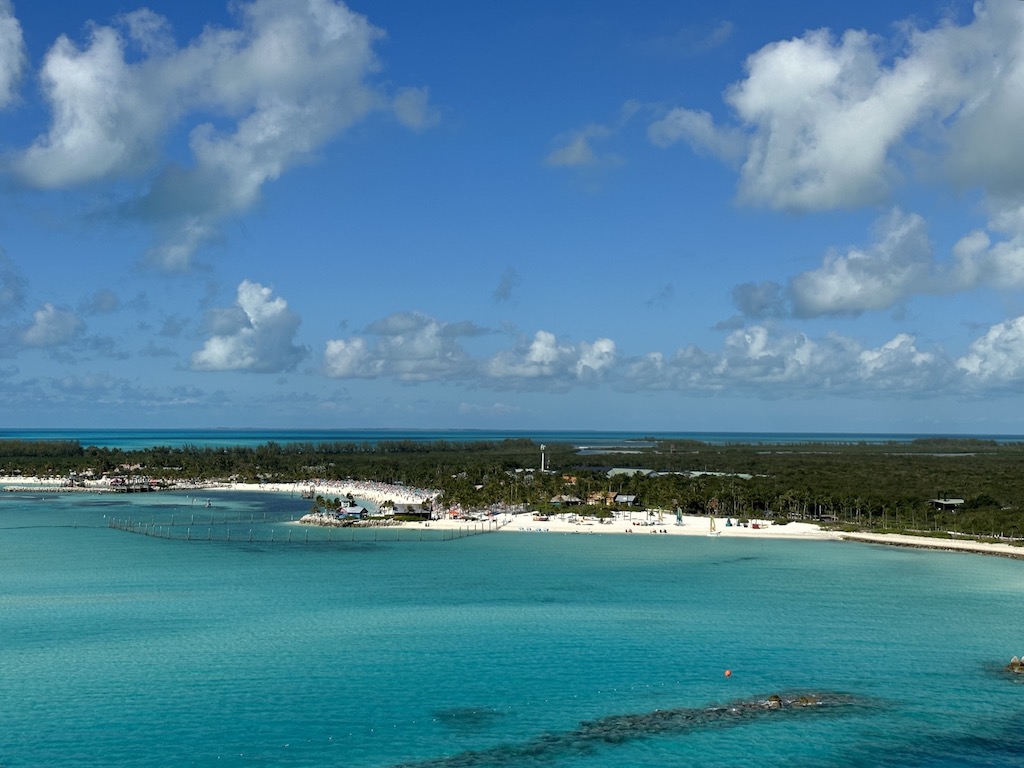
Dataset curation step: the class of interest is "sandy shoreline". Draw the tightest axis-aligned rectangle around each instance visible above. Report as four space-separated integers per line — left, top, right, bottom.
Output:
4 475 1022 559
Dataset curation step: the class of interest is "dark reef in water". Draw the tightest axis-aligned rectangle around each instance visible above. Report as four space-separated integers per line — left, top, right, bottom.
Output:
432 707 506 733
393 691 867 768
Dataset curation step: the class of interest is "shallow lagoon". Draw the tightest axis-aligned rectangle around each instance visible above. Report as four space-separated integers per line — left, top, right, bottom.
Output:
2 489 1023 767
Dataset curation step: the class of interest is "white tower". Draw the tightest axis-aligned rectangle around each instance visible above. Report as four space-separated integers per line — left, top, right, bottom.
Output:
540 444 546 472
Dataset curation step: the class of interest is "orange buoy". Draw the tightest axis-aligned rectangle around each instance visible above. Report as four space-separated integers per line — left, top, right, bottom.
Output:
724 669 732 678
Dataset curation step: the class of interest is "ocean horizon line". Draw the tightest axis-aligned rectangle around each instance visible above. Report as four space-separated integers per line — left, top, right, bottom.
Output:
1 427 1023 451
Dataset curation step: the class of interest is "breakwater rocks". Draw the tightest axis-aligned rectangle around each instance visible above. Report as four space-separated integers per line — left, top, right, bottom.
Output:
393 692 864 768
840 533 1024 560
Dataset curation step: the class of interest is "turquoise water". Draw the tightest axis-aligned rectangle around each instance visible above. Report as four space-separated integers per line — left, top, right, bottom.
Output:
2 427 1024 450
2 489 1024 767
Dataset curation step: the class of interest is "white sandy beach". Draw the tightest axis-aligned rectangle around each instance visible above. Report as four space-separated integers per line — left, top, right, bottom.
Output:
488 511 836 540
427 512 1024 558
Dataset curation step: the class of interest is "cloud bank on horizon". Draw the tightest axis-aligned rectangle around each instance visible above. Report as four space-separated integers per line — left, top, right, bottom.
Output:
1 0 1024 432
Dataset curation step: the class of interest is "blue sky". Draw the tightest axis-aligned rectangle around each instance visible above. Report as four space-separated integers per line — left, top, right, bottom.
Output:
2 0 1024 433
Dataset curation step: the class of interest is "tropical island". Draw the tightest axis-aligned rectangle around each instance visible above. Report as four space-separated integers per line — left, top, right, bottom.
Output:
2 436 1023 555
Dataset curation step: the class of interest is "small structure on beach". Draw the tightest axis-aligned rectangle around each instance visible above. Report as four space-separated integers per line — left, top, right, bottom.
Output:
549 494 582 506
108 475 159 493
299 505 370 527
607 468 653 478
928 497 964 511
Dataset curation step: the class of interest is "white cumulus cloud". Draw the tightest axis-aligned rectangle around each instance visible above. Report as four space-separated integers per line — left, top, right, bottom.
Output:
949 228 1024 291
10 0 434 270
621 323 950 397
576 338 617 379
790 209 932 316
957 315 1024 385
323 337 375 378
651 2 1024 212
13 21 161 187
324 312 482 381
485 330 617 387
0 0 26 108
726 27 937 210
20 303 83 347
191 280 306 372
732 206 1024 319
943 5 1024 198
857 333 946 392
647 108 745 164
323 315 617 391
307 309 1024 399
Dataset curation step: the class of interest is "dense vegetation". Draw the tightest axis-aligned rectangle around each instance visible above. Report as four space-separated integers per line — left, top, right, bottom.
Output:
3 436 1023 539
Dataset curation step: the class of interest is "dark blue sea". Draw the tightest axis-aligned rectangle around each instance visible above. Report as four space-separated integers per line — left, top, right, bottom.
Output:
1 428 1022 450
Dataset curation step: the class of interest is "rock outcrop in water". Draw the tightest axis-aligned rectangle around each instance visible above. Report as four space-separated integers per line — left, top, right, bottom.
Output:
298 512 402 528
1006 656 1024 673
392 691 865 768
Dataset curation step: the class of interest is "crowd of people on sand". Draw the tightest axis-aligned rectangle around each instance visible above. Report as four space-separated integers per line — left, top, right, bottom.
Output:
266 478 437 508
625 527 671 534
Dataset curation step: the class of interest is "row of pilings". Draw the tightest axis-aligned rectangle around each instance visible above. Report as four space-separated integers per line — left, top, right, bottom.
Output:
106 514 496 543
